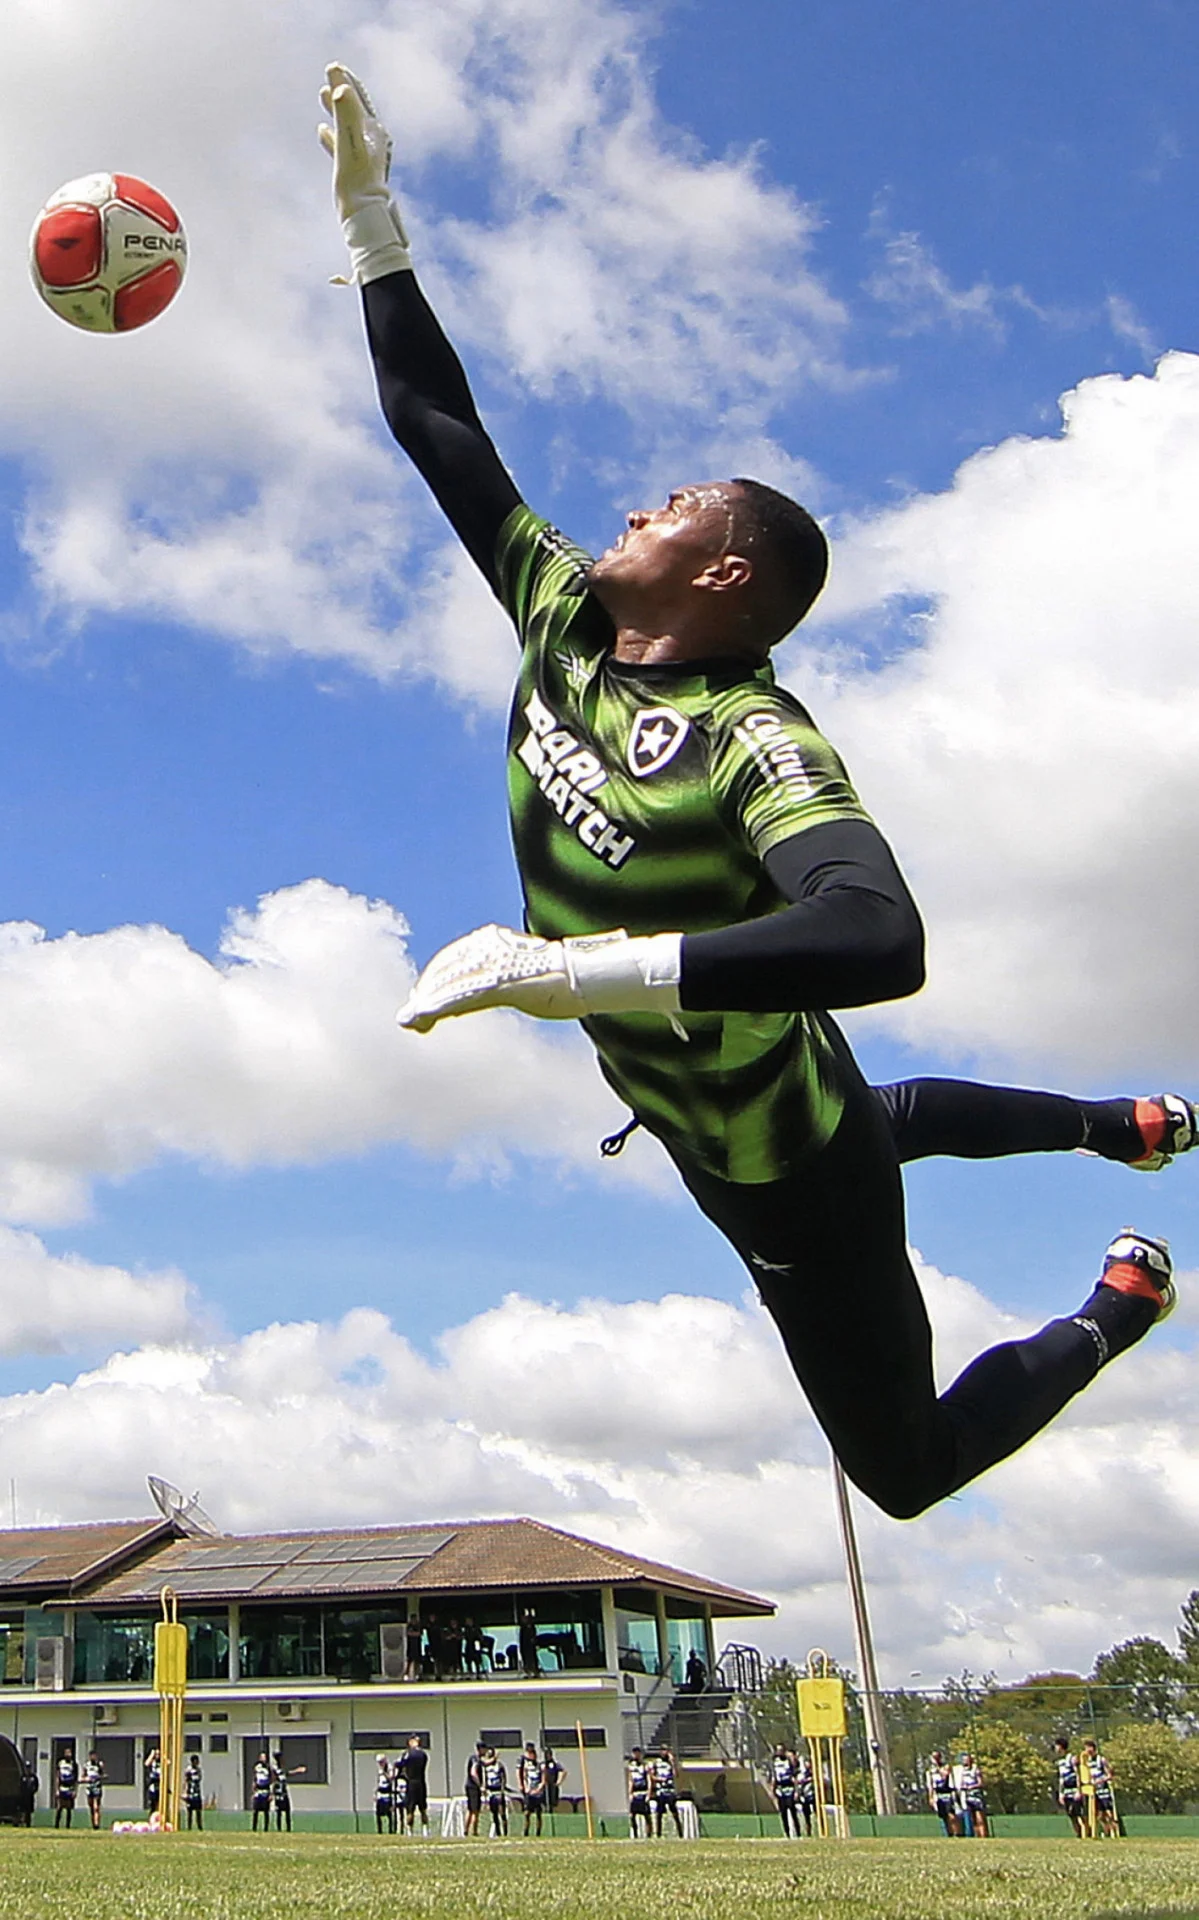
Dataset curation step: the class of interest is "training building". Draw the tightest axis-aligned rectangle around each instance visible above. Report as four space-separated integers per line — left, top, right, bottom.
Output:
0 1514 773 1819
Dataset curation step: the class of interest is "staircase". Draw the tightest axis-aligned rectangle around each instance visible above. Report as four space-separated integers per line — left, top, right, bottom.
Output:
648 1686 735 1758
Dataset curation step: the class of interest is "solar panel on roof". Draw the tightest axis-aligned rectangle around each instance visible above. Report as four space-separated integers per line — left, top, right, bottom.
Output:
0 1556 42 1582
256 1559 428 1592
288 1531 455 1564
121 1565 276 1599
171 1541 309 1572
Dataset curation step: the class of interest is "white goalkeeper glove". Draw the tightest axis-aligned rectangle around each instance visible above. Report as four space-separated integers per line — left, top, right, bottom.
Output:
397 925 684 1033
318 62 412 284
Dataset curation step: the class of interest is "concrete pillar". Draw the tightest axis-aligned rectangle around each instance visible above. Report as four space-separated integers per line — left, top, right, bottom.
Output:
703 1604 716 1676
654 1592 670 1684
600 1588 618 1674
227 1603 240 1684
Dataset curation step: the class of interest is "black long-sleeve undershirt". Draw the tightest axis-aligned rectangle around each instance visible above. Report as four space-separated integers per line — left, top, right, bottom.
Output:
680 818 925 1013
363 270 925 1018
363 272 519 587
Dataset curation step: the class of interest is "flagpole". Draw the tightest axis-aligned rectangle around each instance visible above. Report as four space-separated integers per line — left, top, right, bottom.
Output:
831 1453 896 1817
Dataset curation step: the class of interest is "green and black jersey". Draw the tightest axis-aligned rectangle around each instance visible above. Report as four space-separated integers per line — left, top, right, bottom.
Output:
497 504 873 1185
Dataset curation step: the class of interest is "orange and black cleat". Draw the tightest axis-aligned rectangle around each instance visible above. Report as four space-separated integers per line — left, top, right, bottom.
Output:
1100 1229 1175 1321
1130 1094 1197 1172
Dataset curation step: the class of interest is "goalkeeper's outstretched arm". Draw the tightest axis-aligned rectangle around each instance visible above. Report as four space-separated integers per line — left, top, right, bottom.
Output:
320 65 521 588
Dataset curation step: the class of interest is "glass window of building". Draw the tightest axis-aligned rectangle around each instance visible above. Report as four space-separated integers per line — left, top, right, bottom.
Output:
21 1609 65 1687
323 1607 406 1682
613 1590 660 1676
0 1615 24 1686
516 1590 604 1672
417 1591 604 1676
665 1598 709 1686
73 1612 156 1686
185 1611 230 1682
93 1736 136 1786
239 1607 323 1680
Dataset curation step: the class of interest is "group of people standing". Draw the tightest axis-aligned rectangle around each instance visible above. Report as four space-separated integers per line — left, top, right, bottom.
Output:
249 1750 305 1832
925 1751 990 1837
767 1745 818 1837
403 1611 543 1681
52 1750 106 1830
463 1741 565 1837
371 1735 432 1834
1055 1737 1119 1837
51 1745 206 1831
627 1746 684 1838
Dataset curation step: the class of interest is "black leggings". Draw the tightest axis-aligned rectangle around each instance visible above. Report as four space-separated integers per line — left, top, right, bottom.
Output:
676 1049 1145 1519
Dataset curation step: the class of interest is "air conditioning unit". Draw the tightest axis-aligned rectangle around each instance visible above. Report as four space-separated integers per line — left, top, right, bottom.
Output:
34 1637 72 1692
277 1701 305 1721
379 1623 406 1683
95 1704 119 1727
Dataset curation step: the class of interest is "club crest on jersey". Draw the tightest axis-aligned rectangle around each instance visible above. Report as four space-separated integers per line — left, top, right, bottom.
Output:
627 707 689 778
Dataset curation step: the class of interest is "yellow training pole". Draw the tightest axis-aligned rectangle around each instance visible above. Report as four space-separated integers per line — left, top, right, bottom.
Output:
797 1650 850 1840
154 1587 188 1831
575 1720 594 1840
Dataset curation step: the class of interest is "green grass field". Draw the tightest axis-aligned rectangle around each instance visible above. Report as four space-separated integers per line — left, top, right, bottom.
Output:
3 1832 1199 1920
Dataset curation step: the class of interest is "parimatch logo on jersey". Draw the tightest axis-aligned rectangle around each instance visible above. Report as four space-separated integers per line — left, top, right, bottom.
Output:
516 691 636 870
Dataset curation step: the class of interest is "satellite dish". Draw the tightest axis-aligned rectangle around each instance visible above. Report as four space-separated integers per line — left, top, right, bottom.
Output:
147 1475 223 1538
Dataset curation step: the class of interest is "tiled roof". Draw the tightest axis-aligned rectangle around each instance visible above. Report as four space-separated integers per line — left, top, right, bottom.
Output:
417 1520 773 1615
0 1520 172 1598
67 1517 772 1617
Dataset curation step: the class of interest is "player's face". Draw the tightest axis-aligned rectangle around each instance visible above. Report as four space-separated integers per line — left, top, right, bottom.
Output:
589 484 739 600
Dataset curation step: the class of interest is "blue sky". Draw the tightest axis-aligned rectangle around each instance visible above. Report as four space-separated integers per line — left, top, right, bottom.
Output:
0 0 1198 1681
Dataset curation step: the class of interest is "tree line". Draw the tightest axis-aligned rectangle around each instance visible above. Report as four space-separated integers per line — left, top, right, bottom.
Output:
747 1589 1199 1814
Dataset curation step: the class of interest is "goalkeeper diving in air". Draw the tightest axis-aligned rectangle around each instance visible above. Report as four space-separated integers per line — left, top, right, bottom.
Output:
320 67 1195 1519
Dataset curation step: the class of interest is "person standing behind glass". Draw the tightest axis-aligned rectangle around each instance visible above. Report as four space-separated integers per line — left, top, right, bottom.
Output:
462 1618 484 1678
405 1615 424 1681
518 1610 539 1678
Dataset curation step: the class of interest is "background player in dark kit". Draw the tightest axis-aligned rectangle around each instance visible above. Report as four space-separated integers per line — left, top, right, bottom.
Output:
53 1747 78 1828
321 67 1194 1520
251 1752 272 1832
84 1749 105 1830
374 1754 394 1834
184 1753 204 1830
399 1734 429 1834
626 1748 652 1840
483 1748 508 1837
1054 1738 1086 1838
272 1749 302 1832
464 1741 485 1837
769 1744 801 1838
518 1742 547 1835
926 1750 959 1838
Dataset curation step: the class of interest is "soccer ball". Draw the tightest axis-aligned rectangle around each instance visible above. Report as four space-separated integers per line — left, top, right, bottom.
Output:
30 173 187 334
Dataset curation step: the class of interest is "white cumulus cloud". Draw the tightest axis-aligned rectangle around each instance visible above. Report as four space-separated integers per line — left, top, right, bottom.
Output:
6 1249 1199 1681
0 0 850 697
0 879 655 1226
0 1225 193 1355
794 350 1199 1081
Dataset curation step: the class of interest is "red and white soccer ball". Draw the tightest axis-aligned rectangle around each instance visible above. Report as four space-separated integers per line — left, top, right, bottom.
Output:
29 173 187 334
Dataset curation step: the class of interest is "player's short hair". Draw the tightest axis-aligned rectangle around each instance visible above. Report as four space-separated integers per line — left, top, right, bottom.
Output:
730 478 829 646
